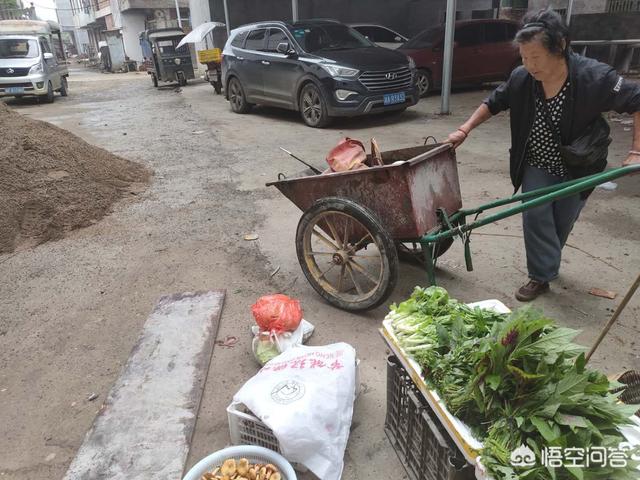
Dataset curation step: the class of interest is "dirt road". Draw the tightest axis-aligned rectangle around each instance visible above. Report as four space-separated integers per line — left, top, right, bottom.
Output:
1 68 638 479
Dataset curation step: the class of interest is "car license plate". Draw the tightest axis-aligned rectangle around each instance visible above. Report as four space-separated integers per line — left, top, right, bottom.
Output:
5 86 24 94
383 92 405 106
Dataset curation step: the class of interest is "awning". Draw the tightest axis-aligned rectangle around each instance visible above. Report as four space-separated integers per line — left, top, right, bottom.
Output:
177 22 225 49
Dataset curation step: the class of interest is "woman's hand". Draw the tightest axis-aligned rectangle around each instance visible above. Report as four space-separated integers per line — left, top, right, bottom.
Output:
623 151 640 174
446 128 468 149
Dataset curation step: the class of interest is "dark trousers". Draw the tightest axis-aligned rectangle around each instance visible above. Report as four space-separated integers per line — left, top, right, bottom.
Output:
521 165 586 283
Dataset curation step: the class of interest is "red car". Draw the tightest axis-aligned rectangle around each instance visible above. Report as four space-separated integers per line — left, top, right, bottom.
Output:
399 19 521 97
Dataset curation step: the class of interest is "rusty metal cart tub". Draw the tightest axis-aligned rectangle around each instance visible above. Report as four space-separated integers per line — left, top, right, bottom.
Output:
267 143 640 311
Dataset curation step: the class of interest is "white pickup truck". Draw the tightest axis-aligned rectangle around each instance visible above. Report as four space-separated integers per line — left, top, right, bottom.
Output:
0 19 69 102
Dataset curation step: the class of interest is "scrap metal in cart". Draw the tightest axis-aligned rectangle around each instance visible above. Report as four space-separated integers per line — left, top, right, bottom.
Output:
268 142 640 311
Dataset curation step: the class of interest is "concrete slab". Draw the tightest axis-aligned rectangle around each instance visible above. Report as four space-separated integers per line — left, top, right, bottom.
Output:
62 290 225 480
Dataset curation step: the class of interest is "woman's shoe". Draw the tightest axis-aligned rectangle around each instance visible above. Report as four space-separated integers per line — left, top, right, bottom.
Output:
515 279 550 302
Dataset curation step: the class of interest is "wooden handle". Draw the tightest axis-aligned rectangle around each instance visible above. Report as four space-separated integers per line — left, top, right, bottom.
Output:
585 272 640 364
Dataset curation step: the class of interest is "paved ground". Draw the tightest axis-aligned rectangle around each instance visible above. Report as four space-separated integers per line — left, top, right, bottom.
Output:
1 67 638 479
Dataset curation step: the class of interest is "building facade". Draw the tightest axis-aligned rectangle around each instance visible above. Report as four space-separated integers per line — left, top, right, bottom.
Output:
0 1 36 20
65 0 189 68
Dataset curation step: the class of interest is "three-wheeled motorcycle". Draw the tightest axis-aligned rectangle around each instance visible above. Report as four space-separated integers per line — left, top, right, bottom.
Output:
139 27 195 87
176 22 227 94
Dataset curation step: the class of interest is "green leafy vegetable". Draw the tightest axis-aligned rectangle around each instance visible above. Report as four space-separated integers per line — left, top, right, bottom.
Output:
387 287 639 480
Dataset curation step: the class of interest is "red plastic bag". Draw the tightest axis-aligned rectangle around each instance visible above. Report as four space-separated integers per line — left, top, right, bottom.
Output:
251 294 303 333
326 137 368 172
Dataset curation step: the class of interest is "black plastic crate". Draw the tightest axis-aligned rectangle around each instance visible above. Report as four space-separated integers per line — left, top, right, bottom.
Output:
385 355 475 480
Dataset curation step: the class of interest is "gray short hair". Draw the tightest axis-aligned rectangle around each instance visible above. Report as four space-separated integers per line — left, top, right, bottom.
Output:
514 8 570 57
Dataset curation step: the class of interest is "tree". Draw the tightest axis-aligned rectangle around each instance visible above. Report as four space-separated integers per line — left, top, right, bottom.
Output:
0 0 21 9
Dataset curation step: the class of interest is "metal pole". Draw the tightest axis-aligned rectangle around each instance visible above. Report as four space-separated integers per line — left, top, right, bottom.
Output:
566 0 574 26
292 0 298 22
223 0 230 36
440 0 457 115
174 0 182 29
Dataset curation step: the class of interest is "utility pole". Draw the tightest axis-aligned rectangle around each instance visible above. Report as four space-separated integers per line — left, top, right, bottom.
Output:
440 0 457 115
223 0 230 36
292 0 298 22
53 0 61 25
174 0 182 29
566 0 574 26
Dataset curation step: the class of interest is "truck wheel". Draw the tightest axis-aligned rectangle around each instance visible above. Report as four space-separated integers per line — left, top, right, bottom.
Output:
151 73 158 87
177 72 187 86
59 77 68 97
44 81 54 103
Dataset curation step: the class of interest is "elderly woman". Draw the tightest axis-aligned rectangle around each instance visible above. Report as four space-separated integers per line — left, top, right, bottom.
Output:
447 9 640 302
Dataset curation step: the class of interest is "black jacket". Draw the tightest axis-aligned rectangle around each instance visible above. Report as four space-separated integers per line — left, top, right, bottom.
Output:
484 52 640 194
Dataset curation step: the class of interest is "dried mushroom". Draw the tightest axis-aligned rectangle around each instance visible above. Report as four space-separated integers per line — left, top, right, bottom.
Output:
237 458 250 476
201 458 282 480
221 459 237 477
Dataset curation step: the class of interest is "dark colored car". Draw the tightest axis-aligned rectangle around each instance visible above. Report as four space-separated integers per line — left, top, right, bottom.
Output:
399 19 521 97
222 19 419 128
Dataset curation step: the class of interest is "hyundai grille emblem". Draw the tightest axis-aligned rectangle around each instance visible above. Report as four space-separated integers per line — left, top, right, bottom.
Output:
385 72 397 80
6 68 14 74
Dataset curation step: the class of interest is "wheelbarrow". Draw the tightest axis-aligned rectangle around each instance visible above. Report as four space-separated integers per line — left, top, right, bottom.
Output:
267 143 640 311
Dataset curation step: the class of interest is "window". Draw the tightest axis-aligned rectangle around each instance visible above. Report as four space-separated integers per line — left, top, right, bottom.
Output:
231 30 249 48
368 26 402 43
245 29 267 51
39 37 55 62
155 38 188 56
0 39 39 59
472 9 494 19
607 0 640 12
353 26 375 40
484 23 506 43
266 28 289 52
402 27 443 49
287 24 372 53
455 24 483 47
39 37 52 54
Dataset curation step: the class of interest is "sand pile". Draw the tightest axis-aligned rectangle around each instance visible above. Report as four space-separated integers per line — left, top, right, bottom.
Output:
0 102 151 253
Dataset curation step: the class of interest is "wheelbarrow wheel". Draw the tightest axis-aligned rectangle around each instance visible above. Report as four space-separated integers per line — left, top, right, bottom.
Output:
296 197 398 311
